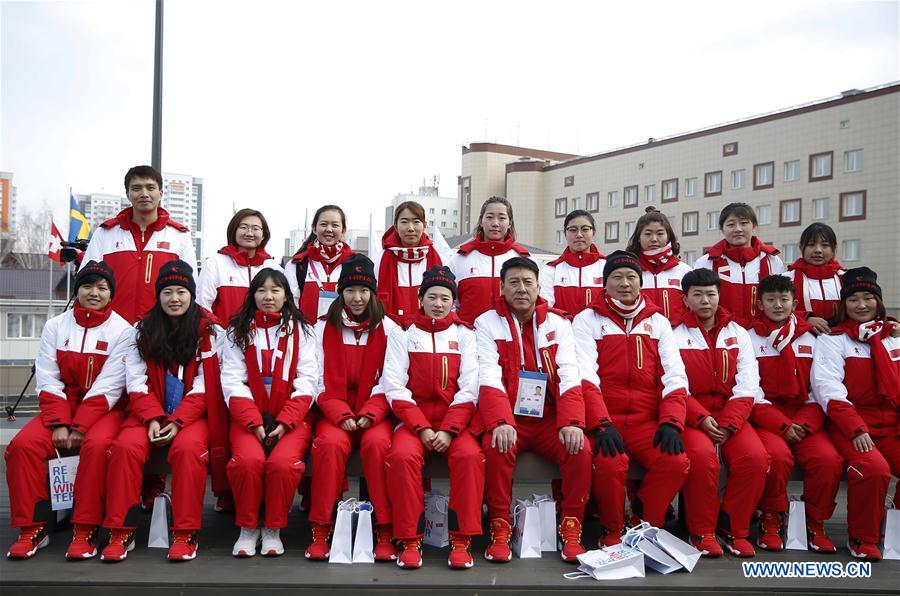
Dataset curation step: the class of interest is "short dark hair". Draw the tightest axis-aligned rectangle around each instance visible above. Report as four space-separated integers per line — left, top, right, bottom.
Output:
563 210 595 230
681 268 721 293
799 222 837 250
500 257 538 282
626 207 681 256
124 165 163 190
227 208 271 249
758 274 795 297
719 202 757 229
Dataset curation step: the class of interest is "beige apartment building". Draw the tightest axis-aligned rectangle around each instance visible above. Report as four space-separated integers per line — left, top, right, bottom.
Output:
458 83 900 314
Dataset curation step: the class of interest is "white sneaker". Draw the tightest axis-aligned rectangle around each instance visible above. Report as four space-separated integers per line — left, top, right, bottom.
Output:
232 527 260 557
261 528 284 556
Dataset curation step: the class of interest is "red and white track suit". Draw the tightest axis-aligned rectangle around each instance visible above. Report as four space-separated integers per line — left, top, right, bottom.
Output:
221 313 318 529
694 238 785 328
811 321 899 543
573 294 690 530
475 299 592 524
639 259 693 325
103 319 226 531
749 317 843 522
538 246 606 316
309 316 400 526
783 260 844 322
449 236 531 324
382 312 485 539
285 243 355 323
82 208 195 324
376 228 443 328
674 310 769 538
197 245 281 324
5 305 132 528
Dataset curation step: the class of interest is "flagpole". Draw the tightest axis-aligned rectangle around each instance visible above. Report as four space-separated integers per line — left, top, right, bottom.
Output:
48 235 53 318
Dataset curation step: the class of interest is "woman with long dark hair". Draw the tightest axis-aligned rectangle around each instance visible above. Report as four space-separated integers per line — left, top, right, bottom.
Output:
306 254 399 562
285 205 355 323
377 200 443 327
221 268 318 557
784 223 844 335
539 210 606 315
99 260 227 563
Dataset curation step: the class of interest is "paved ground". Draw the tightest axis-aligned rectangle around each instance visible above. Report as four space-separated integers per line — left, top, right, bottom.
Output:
0 416 897 594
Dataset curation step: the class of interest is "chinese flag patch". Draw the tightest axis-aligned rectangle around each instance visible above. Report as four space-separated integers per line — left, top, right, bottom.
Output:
546 331 556 342
96 340 108 351
890 348 900 359
668 278 681 286
593 277 604 285
643 323 652 333
157 241 170 249
448 341 459 351
798 345 813 355
724 336 738 347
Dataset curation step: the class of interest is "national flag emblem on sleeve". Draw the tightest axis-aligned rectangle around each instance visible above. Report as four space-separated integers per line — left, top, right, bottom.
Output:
95 340 108 351
890 348 900 360
546 331 556 341
799 345 813 355
724 336 738 347
593 277 603 285
48 222 64 265
448 341 459 351
669 278 681 286
157 241 170 249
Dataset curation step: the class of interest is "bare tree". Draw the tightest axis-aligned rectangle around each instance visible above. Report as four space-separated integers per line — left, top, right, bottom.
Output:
10 204 54 269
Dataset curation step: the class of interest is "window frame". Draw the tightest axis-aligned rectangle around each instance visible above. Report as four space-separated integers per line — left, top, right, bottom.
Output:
843 149 863 173
661 178 678 203
753 161 775 190
604 221 620 243
586 192 600 213
554 197 568 218
784 160 800 182
839 190 866 222
779 198 802 227
623 185 639 208
704 171 722 197
682 211 699 236
809 151 834 182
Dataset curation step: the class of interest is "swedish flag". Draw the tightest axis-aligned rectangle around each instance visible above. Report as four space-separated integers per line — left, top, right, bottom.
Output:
68 194 90 242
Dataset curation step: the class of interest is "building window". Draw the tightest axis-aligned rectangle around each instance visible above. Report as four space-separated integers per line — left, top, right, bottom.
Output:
782 243 800 264
685 177 697 197
731 169 745 190
453 210 458 216
706 211 718 230
441 221 446 228
840 119 850 129
756 205 773 226
586 192 599 212
809 151 833 181
557 230 564 245
682 250 698 266
564 176 575 187
624 186 638 208
682 211 699 236
644 184 656 203
453 222 457 228
441 209 446 215
605 221 619 243
812 197 829 220
624 221 636 237
662 179 678 203
839 191 866 221
429 208 435 214
555 198 567 217
704 171 722 197
780 199 802 227
723 142 738 156
844 149 863 173
784 160 800 182
842 239 860 261
607 191 618 208
753 162 774 190
6 313 47 339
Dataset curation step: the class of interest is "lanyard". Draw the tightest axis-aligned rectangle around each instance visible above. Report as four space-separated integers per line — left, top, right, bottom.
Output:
512 316 543 373
308 260 329 291
169 363 185 382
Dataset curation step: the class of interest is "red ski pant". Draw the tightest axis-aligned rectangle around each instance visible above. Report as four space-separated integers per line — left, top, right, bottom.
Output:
588 437 630 535
103 420 210 530
227 420 312 529
827 424 896 544
309 419 393 525
614 420 689 528
682 425 769 537
756 427 842 521
482 416 591 523
385 426 485 539
5 410 124 528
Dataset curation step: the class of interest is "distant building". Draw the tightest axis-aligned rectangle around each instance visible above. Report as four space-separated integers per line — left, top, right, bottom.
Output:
385 178 459 237
0 172 17 254
75 192 128 230
162 173 204 263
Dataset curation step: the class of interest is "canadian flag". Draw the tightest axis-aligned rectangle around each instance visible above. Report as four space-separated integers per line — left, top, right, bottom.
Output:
48 222 64 265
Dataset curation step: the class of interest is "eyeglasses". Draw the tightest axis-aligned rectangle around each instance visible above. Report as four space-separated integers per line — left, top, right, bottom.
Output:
565 225 594 235
237 224 264 233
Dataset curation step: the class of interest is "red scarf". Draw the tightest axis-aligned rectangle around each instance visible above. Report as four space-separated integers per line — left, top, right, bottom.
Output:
378 227 442 320
788 258 843 311
412 309 472 333
219 243 272 267
589 289 661 333
680 307 737 395
73 302 113 328
244 311 301 416
837 318 900 402
708 236 779 268
321 314 389 414
752 314 814 397
292 240 353 267
639 243 680 273
547 245 604 268
457 233 529 258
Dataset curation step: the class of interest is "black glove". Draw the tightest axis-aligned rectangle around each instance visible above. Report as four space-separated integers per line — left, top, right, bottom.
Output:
594 424 626 457
652 423 684 455
261 412 280 458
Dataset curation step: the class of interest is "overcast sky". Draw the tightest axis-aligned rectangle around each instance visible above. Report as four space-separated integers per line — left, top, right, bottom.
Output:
2 0 898 259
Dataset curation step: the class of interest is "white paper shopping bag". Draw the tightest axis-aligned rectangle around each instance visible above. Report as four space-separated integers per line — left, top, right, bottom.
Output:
511 499 542 558
652 528 701 573
622 522 682 574
48 453 79 511
785 496 808 550
148 493 172 548
352 502 375 563
423 491 450 548
329 498 357 564
881 508 900 560
531 494 557 552
563 545 645 580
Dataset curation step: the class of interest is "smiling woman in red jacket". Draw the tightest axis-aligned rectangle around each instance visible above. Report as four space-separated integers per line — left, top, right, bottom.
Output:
784 223 844 336
811 267 899 561
382 266 484 570
306 254 400 562
539 210 606 316
221 268 318 558
99 260 227 563
6 262 132 560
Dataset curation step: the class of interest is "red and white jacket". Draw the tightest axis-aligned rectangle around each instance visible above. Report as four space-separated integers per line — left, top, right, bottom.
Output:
573 293 688 431
35 304 135 434
82 207 195 324
672 310 759 433
538 247 606 316
694 238 785 327
640 262 693 324
221 314 318 431
197 245 281 324
811 321 900 439
473 298 585 434
382 313 478 436
285 244 355 323
449 236 531 324
784 260 844 321
748 318 824 435
376 228 443 328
